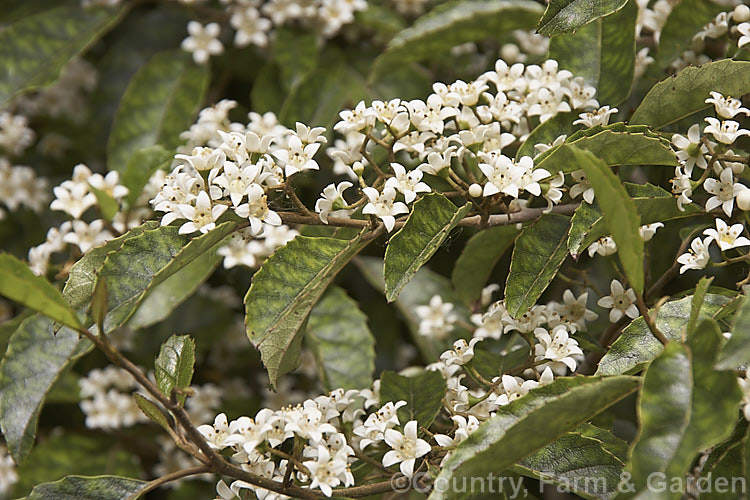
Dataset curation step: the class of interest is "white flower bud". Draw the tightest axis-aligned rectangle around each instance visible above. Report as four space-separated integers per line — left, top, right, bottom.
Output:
352 162 365 177
468 183 483 198
737 186 750 211
734 5 750 23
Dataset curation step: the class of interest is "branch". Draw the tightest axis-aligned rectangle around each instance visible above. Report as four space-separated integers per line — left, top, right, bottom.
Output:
126 466 210 500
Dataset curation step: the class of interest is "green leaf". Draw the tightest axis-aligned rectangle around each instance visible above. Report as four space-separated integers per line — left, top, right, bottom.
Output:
305 286 375 391
245 232 370 387
516 111 577 159
537 0 628 36
656 0 726 70
513 431 625 499
107 50 209 172
429 375 640 500
687 276 714 336
505 213 570 318
576 422 629 462
272 28 318 92
88 185 120 222
717 296 750 370
574 145 643 294
567 201 603 258
0 316 83 461
155 334 196 404
630 60 750 129
629 322 742 497
95 222 236 333
27 476 146 500
547 0 636 105
452 226 519 306
89 275 108 333
597 293 734 375
120 145 173 209
0 4 122 106
370 0 543 79
0 253 82 330
133 393 173 432
385 194 471 302
379 370 447 430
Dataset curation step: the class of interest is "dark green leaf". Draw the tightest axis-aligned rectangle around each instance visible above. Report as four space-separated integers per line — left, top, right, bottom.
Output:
107 50 209 172
120 145 173 209
27 475 146 500
371 0 543 79
567 201 602 258
272 28 318 91
89 275 108 333
0 253 81 330
133 394 172 432
155 334 196 404
576 422 628 462
717 296 750 370
597 293 734 375
657 0 726 70
305 286 375 391
574 145 643 294
452 226 519 306
687 276 714 336
380 370 447 430
429 375 640 500
516 111 577 159
547 0 636 104
505 213 570 318
630 60 750 129
245 232 370 387
537 0 628 35
385 194 471 302
0 4 122 105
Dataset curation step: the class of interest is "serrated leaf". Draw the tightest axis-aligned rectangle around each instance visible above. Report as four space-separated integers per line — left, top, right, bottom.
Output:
596 293 733 375
629 322 742 497
574 145 643 294
429 375 640 500
371 0 543 79
95 222 236 333
107 50 209 172
0 4 122 105
547 0 636 104
245 231 370 387
514 431 625 499
537 0 628 36
27 475 146 500
656 0 726 70
516 111 577 159
133 394 172 432
452 225 519 306
716 296 750 370
0 316 83 461
155 335 195 404
385 194 471 302
534 128 678 175
120 145 173 209
630 59 750 129
505 213 570 318
380 370 447 430
305 287 375 391
0 253 82 330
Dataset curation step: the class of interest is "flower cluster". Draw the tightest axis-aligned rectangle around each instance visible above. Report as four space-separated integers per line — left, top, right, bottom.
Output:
78 366 147 430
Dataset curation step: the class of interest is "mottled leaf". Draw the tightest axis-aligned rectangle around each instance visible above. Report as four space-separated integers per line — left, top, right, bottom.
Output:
505 213 570 318
27 475 146 500
537 0 628 36
380 370 447 430
305 286 375 391
155 335 195 404
516 111 577 159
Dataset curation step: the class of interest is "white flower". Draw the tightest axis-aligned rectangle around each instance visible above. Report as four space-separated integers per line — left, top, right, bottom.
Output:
572 106 618 127
478 153 524 198
216 229 265 269
739 22 750 48
179 190 228 234
489 375 539 406
704 167 745 217
334 101 373 134
315 181 353 223
703 117 750 145
63 219 113 253
703 218 750 251
671 165 693 211
671 124 709 175
384 163 431 203
440 338 483 366
273 135 320 177
303 445 349 497
418 148 457 175
639 223 663 241
235 185 282 234
181 21 223 64
677 237 712 274
50 182 97 219
738 368 750 421
533 325 583 373
705 91 750 119
230 6 272 48
569 170 595 204
556 290 598 330
415 295 456 340
382 420 431 478
527 87 571 123
197 413 231 450
588 236 617 257
597 279 639 323
566 77 599 109
210 162 260 206
361 186 408 232
88 171 129 201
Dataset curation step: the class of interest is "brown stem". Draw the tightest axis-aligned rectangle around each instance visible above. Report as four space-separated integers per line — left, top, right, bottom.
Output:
125 466 210 500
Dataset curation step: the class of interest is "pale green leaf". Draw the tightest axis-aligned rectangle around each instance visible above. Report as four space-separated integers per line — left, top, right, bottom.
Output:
547 0 636 104
505 213 570 318
379 370 447 430
537 0 628 35
305 286 375 391
27 475 146 500
88 185 120 222
155 335 195 404
630 60 750 129
385 194 471 302
107 50 209 172
0 4 122 105
245 232 370 387
428 376 640 500
574 145 643 294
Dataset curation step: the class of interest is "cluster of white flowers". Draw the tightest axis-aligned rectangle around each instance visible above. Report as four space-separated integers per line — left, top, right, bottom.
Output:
0 158 49 221
0 445 18 499
78 366 147 430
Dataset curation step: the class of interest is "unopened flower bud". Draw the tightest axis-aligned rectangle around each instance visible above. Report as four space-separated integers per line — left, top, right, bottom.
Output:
734 5 750 23
468 183 483 198
737 186 750 211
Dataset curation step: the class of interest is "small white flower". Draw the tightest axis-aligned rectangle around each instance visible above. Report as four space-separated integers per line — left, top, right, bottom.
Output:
588 236 617 257
704 167 745 217
315 181 353 224
703 117 750 145
63 219 113 253
703 218 750 251
639 223 664 241
361 186 408 232
569 170 595 204
489 375 539 406
273 135 320 177
533 325 583 374
677 237 712 274
671 165 693 211
556 290 598 330
440 338 483 366
415 295 456 340
50 182 97 219
597 279 639 323
384 163 431 203
705 91 750 119
671 124 709 175
573 106 618 128
739 22 750 48
478 153 524 198
179 190 228 234
235 185 281 234
382 420 431 478
181 21 223 64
